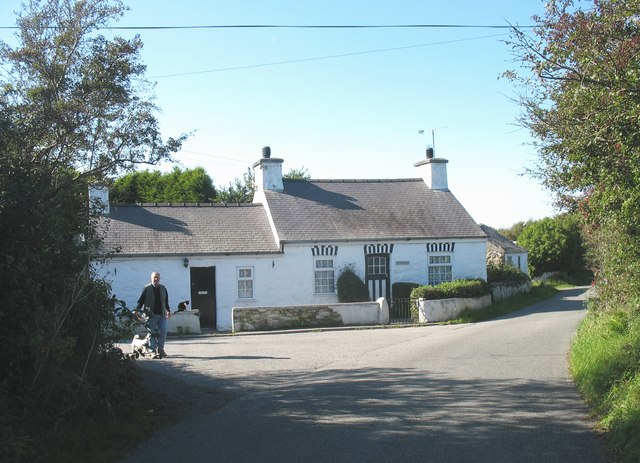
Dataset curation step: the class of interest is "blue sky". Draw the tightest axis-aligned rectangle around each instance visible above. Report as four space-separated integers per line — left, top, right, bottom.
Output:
0 0 556 228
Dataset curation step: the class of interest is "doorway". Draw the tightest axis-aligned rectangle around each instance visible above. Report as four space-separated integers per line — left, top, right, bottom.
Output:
190 266 216 328
365 253 391 301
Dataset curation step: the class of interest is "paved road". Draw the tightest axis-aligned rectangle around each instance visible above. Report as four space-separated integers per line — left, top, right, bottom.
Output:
118 287 611 462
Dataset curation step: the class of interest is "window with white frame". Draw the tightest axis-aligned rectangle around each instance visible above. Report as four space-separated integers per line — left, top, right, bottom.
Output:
237 267 254 299
314 258 335 294
428 255 452 285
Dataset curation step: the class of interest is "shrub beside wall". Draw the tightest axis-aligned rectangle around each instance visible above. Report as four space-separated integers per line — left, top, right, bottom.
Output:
487 263 530 285
337 266 370 302
410 279 489 300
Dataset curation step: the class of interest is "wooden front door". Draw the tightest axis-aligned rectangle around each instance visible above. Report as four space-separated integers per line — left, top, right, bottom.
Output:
365 253 390 301
190 266 216 328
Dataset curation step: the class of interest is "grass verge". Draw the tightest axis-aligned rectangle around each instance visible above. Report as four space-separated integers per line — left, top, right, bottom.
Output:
570 303 640 463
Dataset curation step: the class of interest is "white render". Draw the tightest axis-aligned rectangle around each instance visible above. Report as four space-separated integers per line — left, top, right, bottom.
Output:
88 184 110 215
96 237 487 332
505 251 529 275
414 158 449 191
418 294 492 323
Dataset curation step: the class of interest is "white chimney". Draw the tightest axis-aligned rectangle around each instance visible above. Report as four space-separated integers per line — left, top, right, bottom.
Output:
253 146 284 203
414 148 449 191
88 184 110 215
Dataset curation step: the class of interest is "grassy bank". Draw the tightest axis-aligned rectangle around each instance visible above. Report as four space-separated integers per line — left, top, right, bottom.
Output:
570 301 640 463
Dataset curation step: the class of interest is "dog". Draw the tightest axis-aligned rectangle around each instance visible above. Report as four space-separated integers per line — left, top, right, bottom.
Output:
131 333 151 357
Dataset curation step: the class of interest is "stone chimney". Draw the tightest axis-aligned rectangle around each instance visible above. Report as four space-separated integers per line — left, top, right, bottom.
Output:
88 183 110 215
253 146 284 203
414 148 449 191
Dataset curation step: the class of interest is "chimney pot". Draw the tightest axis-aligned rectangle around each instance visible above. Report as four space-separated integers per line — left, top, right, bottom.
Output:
426 147 434 159
262 146 271 158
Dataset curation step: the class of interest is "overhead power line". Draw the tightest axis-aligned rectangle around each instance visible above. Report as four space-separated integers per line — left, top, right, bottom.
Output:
0 23 534 30
151 33 509 78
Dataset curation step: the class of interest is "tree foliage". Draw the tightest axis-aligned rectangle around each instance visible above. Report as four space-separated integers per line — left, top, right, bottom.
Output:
216 167 255 203
506 0 640 232
506 0 640 288
284 166 311 180
0 0 184 458
497 221 529 242
214 166 311 204
518 214 586 276
111 167 216 203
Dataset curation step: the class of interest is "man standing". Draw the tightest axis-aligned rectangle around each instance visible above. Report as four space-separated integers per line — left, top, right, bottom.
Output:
136 271 171 359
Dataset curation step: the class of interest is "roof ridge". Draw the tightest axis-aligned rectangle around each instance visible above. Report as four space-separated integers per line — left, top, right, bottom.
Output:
113 202 261 208
284 178 422 184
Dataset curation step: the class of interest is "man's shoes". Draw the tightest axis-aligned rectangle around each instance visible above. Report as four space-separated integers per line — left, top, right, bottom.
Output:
158 348 167 358
152 352 161 359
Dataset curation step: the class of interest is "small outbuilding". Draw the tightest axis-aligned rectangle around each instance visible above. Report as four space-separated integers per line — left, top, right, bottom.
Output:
480 224 529 275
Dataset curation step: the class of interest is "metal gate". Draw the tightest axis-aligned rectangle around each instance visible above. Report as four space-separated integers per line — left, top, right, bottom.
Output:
389 298 419 324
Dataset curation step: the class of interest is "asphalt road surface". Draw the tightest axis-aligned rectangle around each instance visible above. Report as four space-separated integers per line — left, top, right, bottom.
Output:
118 287 611 462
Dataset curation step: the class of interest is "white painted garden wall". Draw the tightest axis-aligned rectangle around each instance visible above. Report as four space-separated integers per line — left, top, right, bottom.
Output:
418 294 492 323
232 298 389 332
96 237 487 332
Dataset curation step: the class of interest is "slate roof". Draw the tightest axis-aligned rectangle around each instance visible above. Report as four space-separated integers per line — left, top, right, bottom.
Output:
264 179 486 242
99 203 280 256
479 224 527 253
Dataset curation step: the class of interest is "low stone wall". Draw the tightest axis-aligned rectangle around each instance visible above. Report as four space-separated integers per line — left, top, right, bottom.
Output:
418 294 492 323
168 311 201 335
232 298 388 332
490 282 531 302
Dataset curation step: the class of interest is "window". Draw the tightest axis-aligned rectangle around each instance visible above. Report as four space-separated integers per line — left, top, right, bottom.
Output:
314 258 335 294
367 255 388 277
428 255 452 285
237 267 254 299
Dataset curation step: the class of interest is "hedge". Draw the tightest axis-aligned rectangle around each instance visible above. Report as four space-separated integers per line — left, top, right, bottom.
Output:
410 279 489 300
486 263 530 285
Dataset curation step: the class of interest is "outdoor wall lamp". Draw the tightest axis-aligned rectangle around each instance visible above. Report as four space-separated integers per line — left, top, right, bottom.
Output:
183 257 189 268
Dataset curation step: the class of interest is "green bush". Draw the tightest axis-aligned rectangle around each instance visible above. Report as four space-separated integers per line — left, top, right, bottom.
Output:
487 263 530 285
337 266 370 302
410 279 489 300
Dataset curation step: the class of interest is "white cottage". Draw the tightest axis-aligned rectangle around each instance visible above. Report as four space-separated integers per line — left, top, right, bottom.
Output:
95 147 487 331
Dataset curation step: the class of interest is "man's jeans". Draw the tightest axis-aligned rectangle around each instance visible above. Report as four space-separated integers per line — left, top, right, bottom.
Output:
148 313 168 351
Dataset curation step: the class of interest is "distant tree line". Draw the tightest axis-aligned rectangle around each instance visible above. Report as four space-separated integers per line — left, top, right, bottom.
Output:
110 165 310 204
498 214 587 281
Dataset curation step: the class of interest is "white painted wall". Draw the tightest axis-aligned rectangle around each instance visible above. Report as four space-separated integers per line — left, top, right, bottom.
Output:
505 252 529 275
96 237 487 332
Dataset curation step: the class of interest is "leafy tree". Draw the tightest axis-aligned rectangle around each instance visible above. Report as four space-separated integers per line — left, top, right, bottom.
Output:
216 167 255 203
498 221 529 242
284 166 311 180
506 0 640 290
518 214 586 277
0 0 184 458
212 166 311 204
506 0 640 228
111 167 216 203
